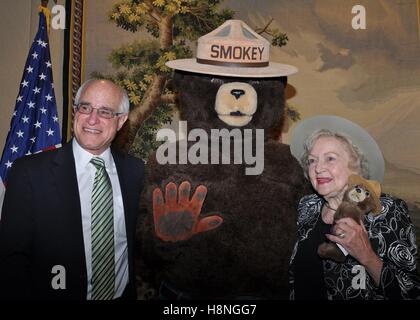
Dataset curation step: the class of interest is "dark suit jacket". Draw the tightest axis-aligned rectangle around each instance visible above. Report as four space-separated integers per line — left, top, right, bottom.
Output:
0 142 144 299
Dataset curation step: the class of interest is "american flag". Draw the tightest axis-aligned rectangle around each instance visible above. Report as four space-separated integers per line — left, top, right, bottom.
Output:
0 12 61 205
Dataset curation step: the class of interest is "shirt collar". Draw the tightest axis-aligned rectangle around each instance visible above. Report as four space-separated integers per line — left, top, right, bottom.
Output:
72 139 114 171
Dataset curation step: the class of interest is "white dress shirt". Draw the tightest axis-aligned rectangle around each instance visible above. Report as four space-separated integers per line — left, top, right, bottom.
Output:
72 139 128 299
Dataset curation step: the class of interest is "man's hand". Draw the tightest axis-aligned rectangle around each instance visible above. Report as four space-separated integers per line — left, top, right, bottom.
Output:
152 181 223 242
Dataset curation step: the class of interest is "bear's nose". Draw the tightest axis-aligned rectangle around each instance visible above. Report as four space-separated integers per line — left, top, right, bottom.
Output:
230 89 245 100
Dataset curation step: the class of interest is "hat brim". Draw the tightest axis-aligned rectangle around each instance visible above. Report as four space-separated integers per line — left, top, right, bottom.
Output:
290 115 385 182
166 59 298 78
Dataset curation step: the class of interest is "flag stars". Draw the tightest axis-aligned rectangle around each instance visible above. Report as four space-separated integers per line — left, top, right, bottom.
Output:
3 16 61 172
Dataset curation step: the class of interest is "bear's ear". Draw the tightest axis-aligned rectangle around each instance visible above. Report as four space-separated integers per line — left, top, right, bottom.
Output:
173 70 202 86
173 70 186 87
280 76 288 87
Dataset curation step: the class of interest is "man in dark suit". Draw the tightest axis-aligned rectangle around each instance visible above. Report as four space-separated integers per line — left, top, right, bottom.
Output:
0 79 144 300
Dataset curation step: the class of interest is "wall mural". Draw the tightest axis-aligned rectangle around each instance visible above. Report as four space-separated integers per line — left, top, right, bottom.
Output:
66 0 420 250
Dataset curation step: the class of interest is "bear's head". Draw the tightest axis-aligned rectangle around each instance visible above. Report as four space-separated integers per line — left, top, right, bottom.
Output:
173 70 288 137
166 19 297 139
343 174 382 215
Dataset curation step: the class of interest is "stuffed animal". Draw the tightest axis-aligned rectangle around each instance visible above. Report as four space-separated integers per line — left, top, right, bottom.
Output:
317 174 382 262
136 20 308 299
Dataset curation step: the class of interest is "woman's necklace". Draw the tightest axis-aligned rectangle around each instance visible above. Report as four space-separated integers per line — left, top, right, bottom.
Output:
324 202 338 212
322 203 337 224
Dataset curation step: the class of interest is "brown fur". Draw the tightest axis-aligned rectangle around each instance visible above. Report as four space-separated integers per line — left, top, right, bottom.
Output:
318 182 379 262
136 71 310 299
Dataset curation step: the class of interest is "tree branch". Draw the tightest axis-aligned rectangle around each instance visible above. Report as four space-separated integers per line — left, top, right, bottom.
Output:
187 6 214 30
114 74 168 152
256 18 274 35
144 0 162 23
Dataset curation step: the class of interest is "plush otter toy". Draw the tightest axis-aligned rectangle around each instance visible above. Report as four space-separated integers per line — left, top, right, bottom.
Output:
136 20 309 299
317 174 382 262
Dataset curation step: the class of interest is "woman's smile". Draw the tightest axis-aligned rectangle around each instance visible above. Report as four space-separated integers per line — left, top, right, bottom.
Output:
316 177 332 184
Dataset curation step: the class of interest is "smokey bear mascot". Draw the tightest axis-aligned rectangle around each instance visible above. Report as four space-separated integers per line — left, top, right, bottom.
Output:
137 20 308 299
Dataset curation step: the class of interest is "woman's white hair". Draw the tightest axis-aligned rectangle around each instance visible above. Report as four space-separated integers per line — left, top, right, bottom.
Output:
74 78 130 114
300 129 370 179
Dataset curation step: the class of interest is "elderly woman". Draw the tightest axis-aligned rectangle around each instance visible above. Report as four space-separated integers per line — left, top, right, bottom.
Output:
289 115 420 300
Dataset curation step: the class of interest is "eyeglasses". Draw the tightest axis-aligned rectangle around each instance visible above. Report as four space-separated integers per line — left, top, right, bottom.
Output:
74 103 125 119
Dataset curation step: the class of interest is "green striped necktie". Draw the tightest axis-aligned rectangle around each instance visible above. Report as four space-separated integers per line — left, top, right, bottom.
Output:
90 157 115 300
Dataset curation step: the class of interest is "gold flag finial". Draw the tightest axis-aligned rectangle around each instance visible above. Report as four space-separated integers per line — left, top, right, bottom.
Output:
39 0 56 34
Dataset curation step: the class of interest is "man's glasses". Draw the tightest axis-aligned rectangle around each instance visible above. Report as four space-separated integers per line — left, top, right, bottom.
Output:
74 103 125 119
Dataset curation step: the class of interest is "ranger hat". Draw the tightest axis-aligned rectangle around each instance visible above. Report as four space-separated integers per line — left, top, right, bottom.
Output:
166 19 297 78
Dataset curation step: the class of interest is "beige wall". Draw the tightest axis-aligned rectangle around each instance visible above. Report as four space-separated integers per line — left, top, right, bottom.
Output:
0 0 64 152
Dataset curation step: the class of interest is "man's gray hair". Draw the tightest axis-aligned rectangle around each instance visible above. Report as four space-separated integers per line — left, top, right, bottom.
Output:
74 78 130 114
300 129 369 179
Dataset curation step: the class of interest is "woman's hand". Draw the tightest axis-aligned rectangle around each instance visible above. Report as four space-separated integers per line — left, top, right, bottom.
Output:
328 218 371 262
326 217 383 286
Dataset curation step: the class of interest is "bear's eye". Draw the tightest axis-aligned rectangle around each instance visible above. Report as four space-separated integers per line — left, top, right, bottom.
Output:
365 190 370 197
248 80 260 86
211 78 224 85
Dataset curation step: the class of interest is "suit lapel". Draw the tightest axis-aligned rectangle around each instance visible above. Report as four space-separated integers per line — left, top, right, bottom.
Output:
51 143 82 219
51 142 87 298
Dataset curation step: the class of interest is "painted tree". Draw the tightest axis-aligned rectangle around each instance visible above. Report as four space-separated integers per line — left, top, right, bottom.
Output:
104 0 291 160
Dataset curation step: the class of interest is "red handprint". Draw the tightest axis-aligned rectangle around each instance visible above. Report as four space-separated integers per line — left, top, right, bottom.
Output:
153 181 223 242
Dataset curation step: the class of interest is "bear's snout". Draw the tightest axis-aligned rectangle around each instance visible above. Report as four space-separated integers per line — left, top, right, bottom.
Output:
230 89 245 100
